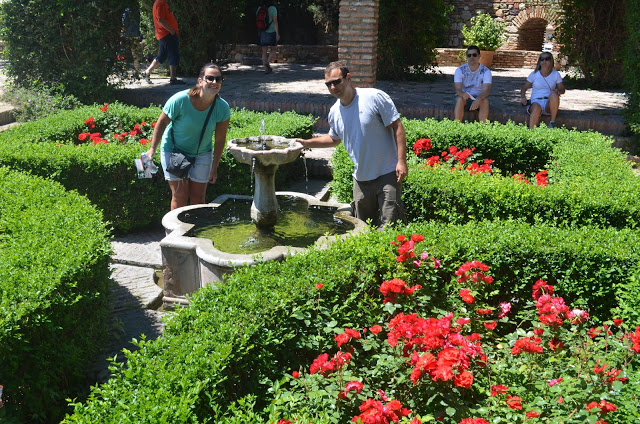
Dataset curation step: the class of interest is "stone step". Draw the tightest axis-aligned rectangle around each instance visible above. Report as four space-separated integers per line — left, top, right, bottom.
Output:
0 102 15 126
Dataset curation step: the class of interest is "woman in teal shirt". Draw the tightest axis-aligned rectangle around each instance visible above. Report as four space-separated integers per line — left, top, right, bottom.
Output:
145 63 231 210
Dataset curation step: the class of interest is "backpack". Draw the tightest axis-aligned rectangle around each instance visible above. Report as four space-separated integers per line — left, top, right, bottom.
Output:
256 5 270 30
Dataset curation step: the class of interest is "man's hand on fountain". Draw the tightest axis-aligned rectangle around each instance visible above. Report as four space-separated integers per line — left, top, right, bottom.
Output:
296 138 309 149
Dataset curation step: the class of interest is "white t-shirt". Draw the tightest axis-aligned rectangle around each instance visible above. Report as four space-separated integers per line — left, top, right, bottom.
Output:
527 69 563 101
454 63 492 97
328 88 400 182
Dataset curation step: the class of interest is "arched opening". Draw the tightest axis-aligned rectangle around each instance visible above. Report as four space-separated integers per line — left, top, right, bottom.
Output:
517 18 547 51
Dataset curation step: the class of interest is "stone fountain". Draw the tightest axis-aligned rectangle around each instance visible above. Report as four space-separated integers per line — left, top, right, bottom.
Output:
159 136 365 308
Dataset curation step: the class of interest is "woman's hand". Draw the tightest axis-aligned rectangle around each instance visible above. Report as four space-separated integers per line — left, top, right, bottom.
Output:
208 167 218 184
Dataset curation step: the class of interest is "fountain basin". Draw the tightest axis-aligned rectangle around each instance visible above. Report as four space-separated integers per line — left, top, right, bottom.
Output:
160 192 366 308
227 135 304 166
228 136 304 227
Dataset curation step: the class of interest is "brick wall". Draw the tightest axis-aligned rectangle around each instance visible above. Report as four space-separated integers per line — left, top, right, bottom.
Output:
436 48 542 69
229 44 338 64
338 0 379 87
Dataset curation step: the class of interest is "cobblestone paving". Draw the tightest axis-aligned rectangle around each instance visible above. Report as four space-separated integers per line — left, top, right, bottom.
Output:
117 62 627 134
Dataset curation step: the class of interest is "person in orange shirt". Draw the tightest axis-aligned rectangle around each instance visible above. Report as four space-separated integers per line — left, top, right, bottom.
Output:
144 0 184 85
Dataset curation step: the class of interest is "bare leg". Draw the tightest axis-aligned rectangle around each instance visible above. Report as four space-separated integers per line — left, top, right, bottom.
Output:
267 47 277 64
145 59 160 78
168 180 190 210
454 96 465 121
528 103 543 129
188 181 208 205
262 46 268 66
546 91 560 121
478 98 490 122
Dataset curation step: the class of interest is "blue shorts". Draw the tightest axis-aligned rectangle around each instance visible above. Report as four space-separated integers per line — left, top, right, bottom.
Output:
161 150 212 183
454 95 478 112
156 33 179 66
259 30 277 46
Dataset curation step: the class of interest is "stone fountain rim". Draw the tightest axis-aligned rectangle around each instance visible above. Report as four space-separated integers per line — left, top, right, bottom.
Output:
227 135 304 157
161 192 368 268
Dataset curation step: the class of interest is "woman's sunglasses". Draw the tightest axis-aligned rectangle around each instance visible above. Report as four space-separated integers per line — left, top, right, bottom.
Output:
539 56 552 62
204 75 224 83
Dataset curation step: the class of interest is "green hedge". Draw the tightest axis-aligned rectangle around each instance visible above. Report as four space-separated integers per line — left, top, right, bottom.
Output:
63 220 640 422
332 119 640 229
0 167 112 424
0 104 315 233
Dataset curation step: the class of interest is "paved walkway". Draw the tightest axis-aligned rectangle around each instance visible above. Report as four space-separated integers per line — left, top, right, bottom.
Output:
117 62 627 135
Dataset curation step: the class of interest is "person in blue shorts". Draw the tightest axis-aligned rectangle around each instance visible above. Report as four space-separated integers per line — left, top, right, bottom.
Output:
257 1 280 74
144 64 231 210
453 45 492 122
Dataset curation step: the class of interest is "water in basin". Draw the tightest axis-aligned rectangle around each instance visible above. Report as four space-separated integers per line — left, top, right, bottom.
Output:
181 196 354 254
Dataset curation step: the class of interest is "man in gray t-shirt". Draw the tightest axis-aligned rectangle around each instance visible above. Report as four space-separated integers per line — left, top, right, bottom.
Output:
298 61 408 228
453 45 492 122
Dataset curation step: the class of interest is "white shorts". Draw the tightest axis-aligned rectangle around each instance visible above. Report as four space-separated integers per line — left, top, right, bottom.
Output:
527 98 550 115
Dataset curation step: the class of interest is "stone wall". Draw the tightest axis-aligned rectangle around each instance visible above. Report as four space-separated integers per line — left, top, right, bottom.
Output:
446 0 561 52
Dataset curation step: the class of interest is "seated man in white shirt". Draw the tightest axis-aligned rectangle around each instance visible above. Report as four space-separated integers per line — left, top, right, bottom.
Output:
453 45 492 122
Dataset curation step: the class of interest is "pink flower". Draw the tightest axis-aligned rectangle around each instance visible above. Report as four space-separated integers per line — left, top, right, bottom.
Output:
567 309 589 324
497 302 511 319
548 378 563 387
339 380 363 399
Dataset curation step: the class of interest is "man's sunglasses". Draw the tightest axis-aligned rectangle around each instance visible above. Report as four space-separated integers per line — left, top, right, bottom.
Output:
467 53 478 58
325 78 343 88
204 75 224 83
539 57 552 62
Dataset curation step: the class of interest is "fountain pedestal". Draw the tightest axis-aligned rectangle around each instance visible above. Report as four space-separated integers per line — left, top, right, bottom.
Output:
251 162 279 227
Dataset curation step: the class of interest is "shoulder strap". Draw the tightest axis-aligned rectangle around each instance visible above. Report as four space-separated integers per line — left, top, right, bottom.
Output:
194 95 217 156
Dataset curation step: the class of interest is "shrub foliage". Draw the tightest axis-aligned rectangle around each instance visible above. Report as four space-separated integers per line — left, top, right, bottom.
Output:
0 0 131 103
0 168 111 423
377 0 452 80
0 103 315 233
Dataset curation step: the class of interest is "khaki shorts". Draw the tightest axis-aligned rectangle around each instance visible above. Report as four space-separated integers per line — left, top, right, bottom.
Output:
352 171 406 229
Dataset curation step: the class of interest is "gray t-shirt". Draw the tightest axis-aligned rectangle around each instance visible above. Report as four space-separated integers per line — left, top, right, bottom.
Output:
454 63 492 97
328 88 400 181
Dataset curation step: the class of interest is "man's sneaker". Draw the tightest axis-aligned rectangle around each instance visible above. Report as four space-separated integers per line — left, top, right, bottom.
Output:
265 64 272 74
169 79 186 85
548 120 556 128
144 73 153 84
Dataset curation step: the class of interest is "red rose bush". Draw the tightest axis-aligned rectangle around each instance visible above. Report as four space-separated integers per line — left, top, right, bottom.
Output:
268 233 640 423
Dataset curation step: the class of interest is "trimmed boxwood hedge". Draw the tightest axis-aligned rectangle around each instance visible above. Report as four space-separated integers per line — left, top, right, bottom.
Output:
63 221 640 423
332 119 640 229
0 167 111 424
0 103 315 233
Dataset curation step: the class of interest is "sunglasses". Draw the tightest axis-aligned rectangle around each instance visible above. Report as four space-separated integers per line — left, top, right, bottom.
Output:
467 53 478 58
325 78 343 88
204 75 224 83
539 57 552 62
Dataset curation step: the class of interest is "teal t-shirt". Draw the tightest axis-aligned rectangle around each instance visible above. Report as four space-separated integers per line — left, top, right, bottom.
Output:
161 90 231 156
